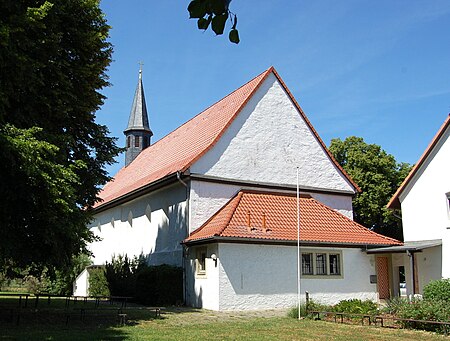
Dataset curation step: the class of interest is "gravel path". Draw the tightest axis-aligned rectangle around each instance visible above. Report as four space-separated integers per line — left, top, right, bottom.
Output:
162 306 289 323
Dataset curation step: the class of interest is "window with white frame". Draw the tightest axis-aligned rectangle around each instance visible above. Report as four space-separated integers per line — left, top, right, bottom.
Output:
196 247 207 276
301 250 343 277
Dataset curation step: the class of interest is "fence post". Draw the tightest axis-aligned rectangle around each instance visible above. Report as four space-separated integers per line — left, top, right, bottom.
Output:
305 291 309 312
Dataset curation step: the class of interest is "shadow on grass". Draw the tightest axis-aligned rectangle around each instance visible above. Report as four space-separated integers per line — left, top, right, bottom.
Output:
0 297 161 340
0 295 208 340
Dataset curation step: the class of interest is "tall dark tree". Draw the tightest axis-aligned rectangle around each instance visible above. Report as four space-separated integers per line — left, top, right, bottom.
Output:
0 0 120 272
329 136 411 241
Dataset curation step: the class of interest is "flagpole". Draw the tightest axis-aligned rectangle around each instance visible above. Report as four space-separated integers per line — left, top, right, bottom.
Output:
297 167 301 320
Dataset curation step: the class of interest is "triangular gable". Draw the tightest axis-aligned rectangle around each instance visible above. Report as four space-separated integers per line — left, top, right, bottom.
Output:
95 67 359 209
185 190 401 246
190 69 360 193
388 114 450 209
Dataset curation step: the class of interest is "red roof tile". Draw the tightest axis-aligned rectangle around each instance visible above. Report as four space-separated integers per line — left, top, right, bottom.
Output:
95 67 359 209
387 114 450 209
185 191 402 246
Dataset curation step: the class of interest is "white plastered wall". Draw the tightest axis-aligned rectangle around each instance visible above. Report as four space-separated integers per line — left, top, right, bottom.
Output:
186 243 377 311
185 244 220 310
73 269 89 296
399 125 450 277
415 246 442 293
88 182 188 266
190 73 355 197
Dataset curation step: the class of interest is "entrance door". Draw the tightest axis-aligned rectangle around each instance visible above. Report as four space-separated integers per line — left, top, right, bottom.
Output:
376 256 390 299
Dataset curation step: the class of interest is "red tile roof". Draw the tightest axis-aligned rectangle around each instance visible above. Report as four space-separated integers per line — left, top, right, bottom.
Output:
94 67 359 209
387 114 450 209
185 191 402 246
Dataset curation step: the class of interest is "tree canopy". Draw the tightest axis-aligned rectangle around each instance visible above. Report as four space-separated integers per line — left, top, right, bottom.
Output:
0 0 120 273
329 136 411 240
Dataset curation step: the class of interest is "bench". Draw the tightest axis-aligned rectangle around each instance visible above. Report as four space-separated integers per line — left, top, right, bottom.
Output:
68 307 124 325
0 293 31 308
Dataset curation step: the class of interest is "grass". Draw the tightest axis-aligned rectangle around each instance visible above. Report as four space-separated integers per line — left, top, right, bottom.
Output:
0 300 448 341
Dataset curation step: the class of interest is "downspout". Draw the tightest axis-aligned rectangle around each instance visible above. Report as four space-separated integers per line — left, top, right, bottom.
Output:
406 250 415 297
177 171 189 305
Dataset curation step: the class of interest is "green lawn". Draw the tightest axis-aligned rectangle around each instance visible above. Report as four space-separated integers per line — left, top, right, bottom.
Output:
0 302 447 341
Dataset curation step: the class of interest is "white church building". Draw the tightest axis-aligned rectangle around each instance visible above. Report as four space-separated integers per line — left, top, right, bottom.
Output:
78 67 402 310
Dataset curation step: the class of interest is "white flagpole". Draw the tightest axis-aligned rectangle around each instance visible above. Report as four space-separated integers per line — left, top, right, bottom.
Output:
297 167 301 319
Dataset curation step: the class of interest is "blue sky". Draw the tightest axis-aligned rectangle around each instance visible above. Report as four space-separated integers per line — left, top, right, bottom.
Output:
97 1 450 176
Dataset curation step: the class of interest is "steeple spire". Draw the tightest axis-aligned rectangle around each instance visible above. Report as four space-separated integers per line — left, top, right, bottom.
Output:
124 64 153 166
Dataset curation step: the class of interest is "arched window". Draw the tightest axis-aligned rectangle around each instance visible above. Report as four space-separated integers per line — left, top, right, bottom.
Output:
135 136 140 147
127 136 131 148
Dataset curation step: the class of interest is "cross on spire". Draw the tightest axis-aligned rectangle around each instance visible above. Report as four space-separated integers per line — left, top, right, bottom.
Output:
138 61 144 79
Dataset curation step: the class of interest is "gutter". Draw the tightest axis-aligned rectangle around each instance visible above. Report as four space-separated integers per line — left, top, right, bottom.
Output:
92 172 179 213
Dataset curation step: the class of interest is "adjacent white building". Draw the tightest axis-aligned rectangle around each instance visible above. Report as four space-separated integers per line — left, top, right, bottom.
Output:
79 67 402 309
375 115 450 296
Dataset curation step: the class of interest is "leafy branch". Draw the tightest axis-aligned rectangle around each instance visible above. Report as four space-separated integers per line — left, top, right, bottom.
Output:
188 0 240 44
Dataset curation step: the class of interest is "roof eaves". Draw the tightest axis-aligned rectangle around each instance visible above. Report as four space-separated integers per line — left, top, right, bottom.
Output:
387 114 450 209
184 235 400 248
92 172 178 213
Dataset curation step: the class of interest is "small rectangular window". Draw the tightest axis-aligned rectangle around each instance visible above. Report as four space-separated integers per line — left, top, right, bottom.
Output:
446 192 450 218
302 253 313 275
316 253 327 275
135 136 140 147
329 254 341 275
196 248 207 276
127 136 131 148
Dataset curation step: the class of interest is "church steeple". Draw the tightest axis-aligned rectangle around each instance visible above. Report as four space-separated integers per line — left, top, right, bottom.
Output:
124 64 153 166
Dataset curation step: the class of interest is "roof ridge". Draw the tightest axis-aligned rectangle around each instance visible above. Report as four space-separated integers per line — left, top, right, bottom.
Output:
387 113 450 209
187 190 244 239
106 68 273 178
270 68 361 193
308 197 402 244
181 67 273 172
216 191 245 236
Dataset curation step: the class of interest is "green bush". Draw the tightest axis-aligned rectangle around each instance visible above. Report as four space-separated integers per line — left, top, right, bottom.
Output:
333 299 378 315
398 298 450 333
105 254 145 297
135 265 183 306
88 267 110 297
287 300 332 319
381 297 409 315
423 279 450 302
24 274 49 294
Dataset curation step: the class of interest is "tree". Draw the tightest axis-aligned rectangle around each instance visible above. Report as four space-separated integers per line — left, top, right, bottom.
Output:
329 136 411 240
0 0 120 273
188 0 240 44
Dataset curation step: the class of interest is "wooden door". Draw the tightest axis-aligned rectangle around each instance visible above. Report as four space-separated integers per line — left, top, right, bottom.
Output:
376 256 390 299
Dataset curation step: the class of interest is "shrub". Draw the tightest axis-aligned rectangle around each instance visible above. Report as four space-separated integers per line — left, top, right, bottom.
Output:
333 299 378 315
423 279 450 302
381 297 409 315
135 265 183 306
88 267 110 297
105 254 145 297
287 300 332 319
398 298 450 333
24 275 49 294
